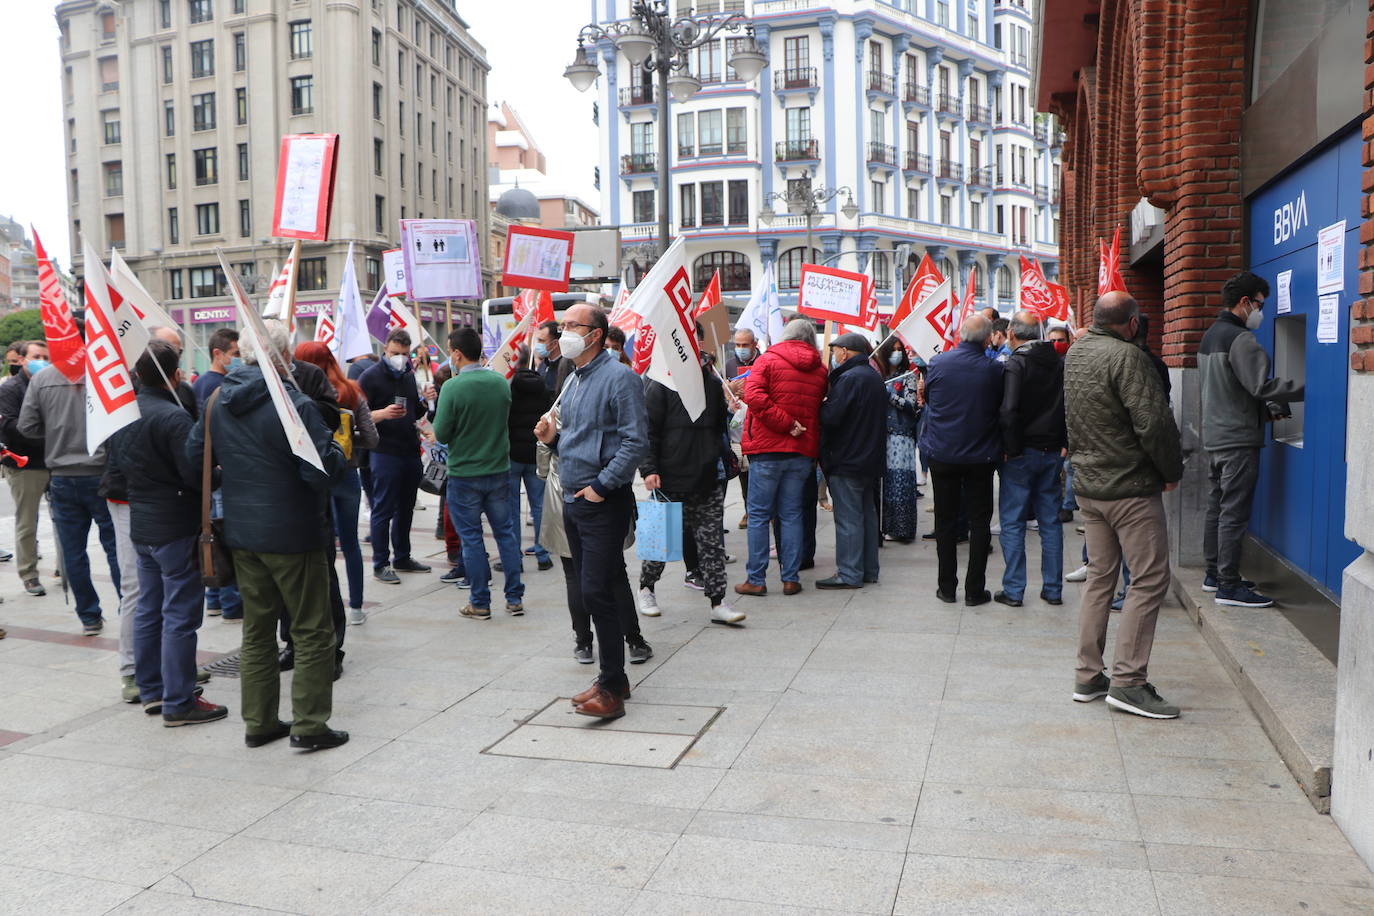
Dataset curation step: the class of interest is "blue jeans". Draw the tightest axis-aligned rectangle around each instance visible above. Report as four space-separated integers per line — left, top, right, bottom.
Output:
369 451 421 568
746 454 812 585
998 450 1065 601
447 472 525 610
133 536 203 715
508 461 549 563
49 475 120 626
332 468 364 608
1062 459 1079 512
205 490 242 618
829 474 879 585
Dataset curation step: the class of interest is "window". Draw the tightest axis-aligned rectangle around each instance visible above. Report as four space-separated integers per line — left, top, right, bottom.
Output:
778 247 822 289
102 110 120 145
416 160 422 193
374 195 385 234
970 199 982 231
446 130 452 160
372 29 382 67
190 39 214 77
934 0 948 27
189 0 213 25
68 119 76 153
783 35 809 72
939 194 952 224
164 100 176 136
168 208 180 244
189 266 225 298
374 138 384 175
969 137 981 171
696 40 720 82
195 202 220 235
694 252 750 292
372 83 383 120
298 257 326 291
727 179 748 225
398 49 405 84
99 56 119 91
160 0 172 28
726 108 747 154
701 181 724 226
871 180 884 214
785 106 811 141
906 121 920 155
191 92 215 131
632 190 654 224
365 257 381 291
107 214 126 251
237 142 248 180
630 121 653 155
233 0 243 12
680 183 696 228
161 46 174 84
870 108 884 144
104 161 123 197
289 20 312 59
168 269 183 299
194 147 218 185
907 187 920 219
290 76 313 114
399 153 405 187
399 101 405 134
677 112 695 157
238 199 250 237
166 153 177 189
234 32 246 71
996 204 1005 234
235 87 247 124
725 37 750 80
698 111 723 156
869 39 882 75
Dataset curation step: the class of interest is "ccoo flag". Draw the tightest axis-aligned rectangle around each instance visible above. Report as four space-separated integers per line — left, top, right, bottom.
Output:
33 228 86 382
625 237 706 420
80 234 141 454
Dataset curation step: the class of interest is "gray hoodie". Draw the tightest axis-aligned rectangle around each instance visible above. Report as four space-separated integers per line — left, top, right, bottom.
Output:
18 369 106 477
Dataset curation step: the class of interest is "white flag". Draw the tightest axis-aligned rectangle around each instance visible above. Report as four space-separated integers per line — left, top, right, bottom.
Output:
81 240 151 371
892 276 953 363
262 243 300 341
109 248 179 333
218 250 324 473
625 237 706 421
332 242 371 361
81 235 141 453
735 260 783 350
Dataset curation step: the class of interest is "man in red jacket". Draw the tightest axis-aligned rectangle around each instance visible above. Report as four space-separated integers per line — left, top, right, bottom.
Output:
735 318 828 597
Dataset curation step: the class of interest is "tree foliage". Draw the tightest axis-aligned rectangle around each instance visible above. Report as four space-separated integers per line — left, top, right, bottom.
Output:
0 310 45 349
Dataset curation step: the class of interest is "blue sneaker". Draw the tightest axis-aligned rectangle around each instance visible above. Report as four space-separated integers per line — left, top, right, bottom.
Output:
1215 586 1274 608
1109 590 1126 612
1202 572 1255 593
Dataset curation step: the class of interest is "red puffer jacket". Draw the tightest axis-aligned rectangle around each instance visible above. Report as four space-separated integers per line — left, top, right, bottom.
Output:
741 339 828 458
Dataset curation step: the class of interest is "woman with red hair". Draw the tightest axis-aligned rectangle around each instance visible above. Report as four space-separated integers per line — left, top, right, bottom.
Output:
295 342 389 623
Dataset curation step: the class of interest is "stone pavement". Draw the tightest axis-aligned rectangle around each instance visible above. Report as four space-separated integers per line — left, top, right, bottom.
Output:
0 488 1372 914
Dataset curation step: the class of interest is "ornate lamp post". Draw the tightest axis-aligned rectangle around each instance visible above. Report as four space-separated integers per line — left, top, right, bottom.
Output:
757 169 859 265
565 1 767 256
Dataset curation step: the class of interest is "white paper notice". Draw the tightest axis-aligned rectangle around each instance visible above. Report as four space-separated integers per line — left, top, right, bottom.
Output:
410 225 471 265
278 137 329 235
383 249 407 297
507 234 570 284
1317 221 1345 295
400 220 481 301
799 271 865 323
1276 269 1292 315
1317 294 1340 344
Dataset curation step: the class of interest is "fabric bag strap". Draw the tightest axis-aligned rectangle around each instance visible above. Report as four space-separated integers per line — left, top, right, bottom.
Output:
201 388 220 537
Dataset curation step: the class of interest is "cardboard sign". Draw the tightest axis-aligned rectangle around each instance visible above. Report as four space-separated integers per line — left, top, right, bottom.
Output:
383 248 408 298
271 134 339 241
502 225 575 292
400 219 481 300
797 264 867 325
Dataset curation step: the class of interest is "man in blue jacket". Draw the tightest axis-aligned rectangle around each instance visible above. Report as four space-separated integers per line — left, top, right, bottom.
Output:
918 315 1005 605
817 332 888 589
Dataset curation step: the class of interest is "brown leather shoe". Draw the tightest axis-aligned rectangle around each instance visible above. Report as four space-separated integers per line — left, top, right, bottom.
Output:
737 514 748 530
571 681 631 705
783 581 802 596
734 582 767 597
573 687 626 719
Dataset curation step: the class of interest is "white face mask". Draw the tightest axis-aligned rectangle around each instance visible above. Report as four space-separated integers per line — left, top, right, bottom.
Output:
559 330 589 361
1245 301 1264 330
386 354 408 371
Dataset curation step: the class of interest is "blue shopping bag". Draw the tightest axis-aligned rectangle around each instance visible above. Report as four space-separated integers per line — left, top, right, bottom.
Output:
636 492 683 563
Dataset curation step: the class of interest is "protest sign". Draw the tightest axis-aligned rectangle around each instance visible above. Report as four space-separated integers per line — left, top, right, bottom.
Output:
271 134 338 241
400 219 481 301
797 264 867 325
502 225 574 291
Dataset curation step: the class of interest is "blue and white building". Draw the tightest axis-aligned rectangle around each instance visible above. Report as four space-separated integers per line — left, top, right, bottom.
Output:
594 0 1061 311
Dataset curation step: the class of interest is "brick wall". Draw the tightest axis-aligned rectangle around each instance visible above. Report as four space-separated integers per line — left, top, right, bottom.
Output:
1355 4 1374 373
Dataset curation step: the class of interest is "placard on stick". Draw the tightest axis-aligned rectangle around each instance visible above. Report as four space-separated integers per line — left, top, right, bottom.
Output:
400 219 481 301
271 134 339 241
796 264 867 325
502 225 575 292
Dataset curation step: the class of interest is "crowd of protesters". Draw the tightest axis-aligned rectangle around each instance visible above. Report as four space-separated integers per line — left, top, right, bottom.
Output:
0 271 1299 729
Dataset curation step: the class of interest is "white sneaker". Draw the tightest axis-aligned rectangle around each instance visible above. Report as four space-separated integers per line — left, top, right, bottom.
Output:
990 524 1002 535
348 607 367 626
710 602 746 625
638 587 660 617
1065 564 1089 583
1027 519 1039 531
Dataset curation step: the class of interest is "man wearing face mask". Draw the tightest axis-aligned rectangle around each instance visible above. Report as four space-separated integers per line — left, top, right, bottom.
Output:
359 329 433 584
192 328 241 409
533 320 565 394
0 340 49 594
724 329 760 530
1198 271 1303 608
534 304 647 719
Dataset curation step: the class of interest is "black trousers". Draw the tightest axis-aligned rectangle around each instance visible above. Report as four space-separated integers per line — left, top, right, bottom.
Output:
929 460 995 597
564 486 635 692
561 556 642 648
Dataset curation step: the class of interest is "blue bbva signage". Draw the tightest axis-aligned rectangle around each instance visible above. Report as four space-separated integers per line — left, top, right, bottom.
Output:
1250 134 1360 265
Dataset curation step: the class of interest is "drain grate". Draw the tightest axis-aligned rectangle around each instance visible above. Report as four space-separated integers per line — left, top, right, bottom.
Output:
202 653 242 679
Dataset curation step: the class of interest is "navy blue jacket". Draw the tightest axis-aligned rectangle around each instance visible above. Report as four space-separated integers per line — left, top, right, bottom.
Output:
359 359 421 458
918 340 1005 464
819 355 888 478
108 386 200 546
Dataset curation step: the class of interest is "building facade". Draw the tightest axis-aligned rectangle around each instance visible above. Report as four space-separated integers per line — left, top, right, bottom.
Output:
594 0 1060 312
0 217 41 312
57 0 490 365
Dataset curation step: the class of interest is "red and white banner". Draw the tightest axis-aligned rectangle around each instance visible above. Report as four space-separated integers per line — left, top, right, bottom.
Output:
892 276 954 362
796 264 867 326
81 236 140 454
944 268 979 351
488 309 537 379
1019 256 1056 321
271 133 339 241
33 228 85 382
1047 282 1073 324
694 270 722 320
314 314 336 347
1098 226 1129 296
262 243 300 341
892 254 943 326
624 238 705 419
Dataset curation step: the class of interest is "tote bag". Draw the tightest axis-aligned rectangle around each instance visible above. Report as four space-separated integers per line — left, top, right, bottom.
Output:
636 490 683 563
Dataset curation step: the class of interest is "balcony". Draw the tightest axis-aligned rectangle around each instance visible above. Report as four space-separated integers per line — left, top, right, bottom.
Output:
774 67 817 91
866 142 896 166
620 152 656 175
904 152 931 174
618 85 654 107
775 138 819 162
937 158 963 181
936 92 962 117
866 70 895 97
968 103 992 124
903 82 930 106
970 166 993 187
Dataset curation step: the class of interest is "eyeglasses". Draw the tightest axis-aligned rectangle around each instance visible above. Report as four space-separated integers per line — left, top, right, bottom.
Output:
559 321 594 332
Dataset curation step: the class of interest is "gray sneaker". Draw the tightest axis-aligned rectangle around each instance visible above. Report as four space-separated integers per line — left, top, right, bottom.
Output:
374 566 401 585
627 639 653 664
573 644 594 664
1072 671 1110 703
1106 683 1179 719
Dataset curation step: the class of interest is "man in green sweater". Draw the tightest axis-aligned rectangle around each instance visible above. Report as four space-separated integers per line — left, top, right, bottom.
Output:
433 327 525 620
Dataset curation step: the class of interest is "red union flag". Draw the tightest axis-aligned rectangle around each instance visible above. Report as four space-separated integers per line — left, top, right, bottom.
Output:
1048 282 1072 323
625 239 706 419
33 228 86 382
81 238 140 454
1098 226 1129 296
1019 256 1055 320
944 268 979 351
693 269 721 319
891 253 943 325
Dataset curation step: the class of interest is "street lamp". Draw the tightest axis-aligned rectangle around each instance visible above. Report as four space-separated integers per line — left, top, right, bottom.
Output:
565 0 767 255
758 169 858 265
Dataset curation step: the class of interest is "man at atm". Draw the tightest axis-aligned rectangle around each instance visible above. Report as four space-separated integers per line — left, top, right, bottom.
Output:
1198 271 1305 609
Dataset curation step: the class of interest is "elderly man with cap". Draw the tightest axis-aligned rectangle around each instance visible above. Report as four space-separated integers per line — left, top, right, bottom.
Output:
816 332 888 589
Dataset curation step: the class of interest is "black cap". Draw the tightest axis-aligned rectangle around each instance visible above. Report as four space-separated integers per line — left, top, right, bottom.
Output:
829 332 872 355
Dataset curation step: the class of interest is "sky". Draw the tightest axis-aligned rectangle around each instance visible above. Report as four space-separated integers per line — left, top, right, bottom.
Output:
0 1 603 272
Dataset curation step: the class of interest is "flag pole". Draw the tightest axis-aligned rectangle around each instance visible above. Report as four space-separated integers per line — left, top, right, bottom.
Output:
284 239 301 344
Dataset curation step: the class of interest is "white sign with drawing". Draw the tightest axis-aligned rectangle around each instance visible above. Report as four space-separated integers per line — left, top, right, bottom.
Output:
1276 269 1292 315
400 219 481 301
277 137 329 235
1317 294 1340 344
507 234 571 285
1317 220 1345 295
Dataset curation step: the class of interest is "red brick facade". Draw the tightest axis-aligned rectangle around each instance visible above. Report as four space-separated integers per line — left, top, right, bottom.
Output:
1356 6 1374 373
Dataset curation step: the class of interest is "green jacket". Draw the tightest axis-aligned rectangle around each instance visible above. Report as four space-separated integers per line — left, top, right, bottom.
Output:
1064 327 1183 500
432 366 512 478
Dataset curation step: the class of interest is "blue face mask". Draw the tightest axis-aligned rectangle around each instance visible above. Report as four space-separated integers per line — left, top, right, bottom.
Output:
26 359 50 376
734 347 753 363
228 356 243 369
534 342 549 360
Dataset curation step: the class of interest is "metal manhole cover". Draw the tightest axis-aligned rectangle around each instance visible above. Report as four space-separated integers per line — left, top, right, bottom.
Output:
202 653 241 679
